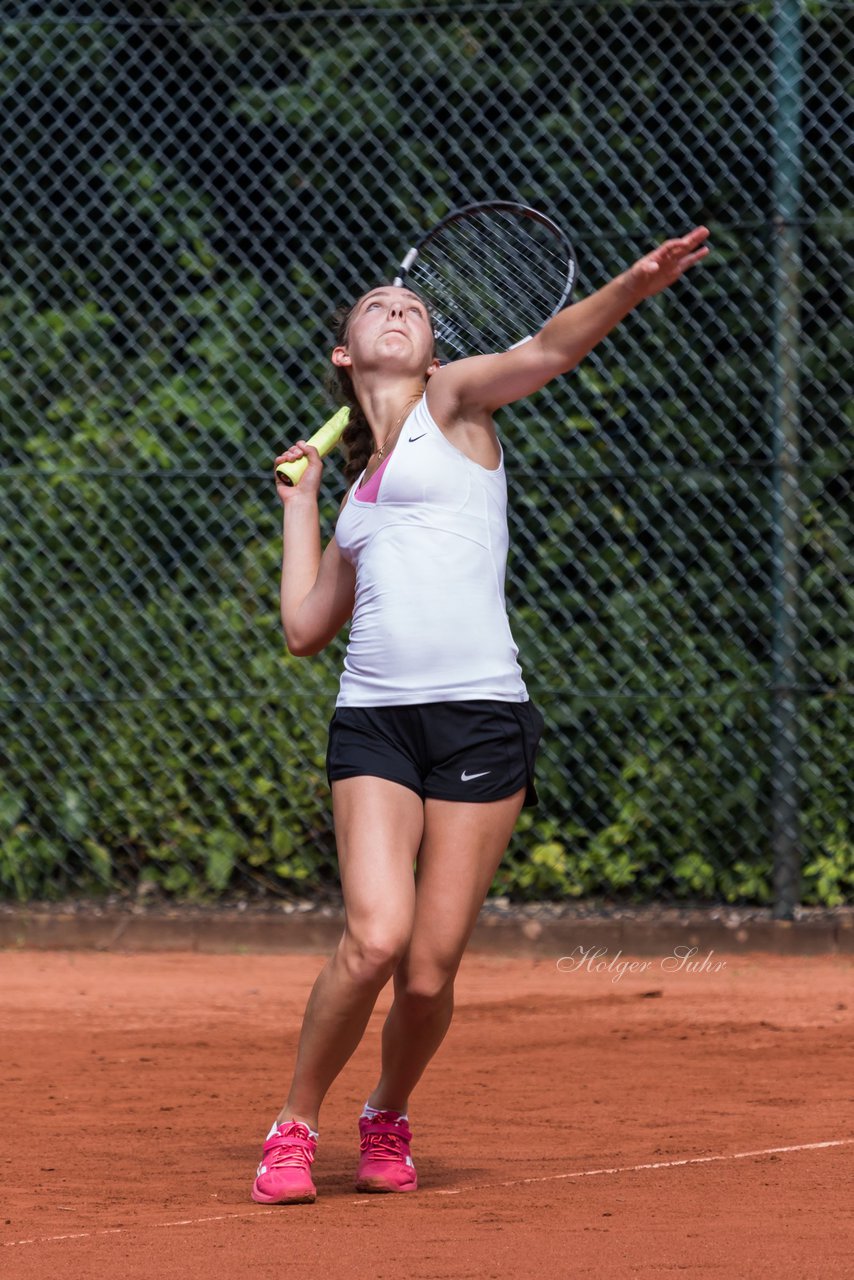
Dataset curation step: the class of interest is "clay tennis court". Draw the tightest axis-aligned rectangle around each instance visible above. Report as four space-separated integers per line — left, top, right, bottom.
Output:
2 938 852 1279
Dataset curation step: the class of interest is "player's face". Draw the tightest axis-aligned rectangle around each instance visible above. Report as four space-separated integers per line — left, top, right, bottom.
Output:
341 287 436 373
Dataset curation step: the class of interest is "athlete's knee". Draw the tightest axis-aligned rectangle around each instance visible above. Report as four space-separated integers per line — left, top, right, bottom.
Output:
399 965 456 1010
339 927 409 987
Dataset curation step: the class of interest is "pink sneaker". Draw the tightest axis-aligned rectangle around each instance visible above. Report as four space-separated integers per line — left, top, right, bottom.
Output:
356 1111 418 1193
251 1121 317 1205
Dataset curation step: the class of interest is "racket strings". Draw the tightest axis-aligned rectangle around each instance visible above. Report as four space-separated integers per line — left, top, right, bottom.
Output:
451 212 569 295
441 214 568 303
439 232 554 338
406 255 488 353
411 242 526 352
406 209 573 356
431 226 544 317
415 261 489 352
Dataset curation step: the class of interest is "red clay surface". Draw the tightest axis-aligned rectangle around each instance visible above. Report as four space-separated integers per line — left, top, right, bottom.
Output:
2 947 852 1279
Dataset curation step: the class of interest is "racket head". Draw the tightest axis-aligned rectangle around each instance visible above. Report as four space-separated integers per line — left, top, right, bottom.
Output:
393 201 577 358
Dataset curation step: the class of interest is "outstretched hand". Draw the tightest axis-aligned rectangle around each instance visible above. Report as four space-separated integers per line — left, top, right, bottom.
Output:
628 226 710 300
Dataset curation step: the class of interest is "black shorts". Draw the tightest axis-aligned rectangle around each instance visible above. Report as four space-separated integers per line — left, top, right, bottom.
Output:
326 699 545 807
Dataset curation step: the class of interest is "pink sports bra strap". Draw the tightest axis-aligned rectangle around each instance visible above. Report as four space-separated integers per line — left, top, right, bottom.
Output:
356 450 393 504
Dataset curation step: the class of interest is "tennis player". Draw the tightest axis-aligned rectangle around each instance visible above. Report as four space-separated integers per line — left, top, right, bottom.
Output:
252 226 710 1204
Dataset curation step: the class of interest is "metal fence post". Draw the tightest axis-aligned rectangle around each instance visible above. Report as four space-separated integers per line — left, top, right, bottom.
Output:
770 0 804 919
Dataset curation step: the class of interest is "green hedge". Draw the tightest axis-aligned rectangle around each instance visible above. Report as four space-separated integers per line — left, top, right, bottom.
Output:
3 523 852 903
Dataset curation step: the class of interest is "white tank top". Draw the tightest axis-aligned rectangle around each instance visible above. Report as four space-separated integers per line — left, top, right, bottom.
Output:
333 396 528 706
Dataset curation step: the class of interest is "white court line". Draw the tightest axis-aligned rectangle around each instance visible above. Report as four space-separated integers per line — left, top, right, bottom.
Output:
3 1139 852 1247
431 1138 854 1195
2 1211 275 1249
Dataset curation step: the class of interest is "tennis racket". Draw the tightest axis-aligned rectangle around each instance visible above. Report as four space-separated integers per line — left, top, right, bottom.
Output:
276 201 576 483
393 200 577 359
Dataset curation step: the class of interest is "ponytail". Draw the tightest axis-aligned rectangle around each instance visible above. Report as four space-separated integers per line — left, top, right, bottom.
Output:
324 303 372 484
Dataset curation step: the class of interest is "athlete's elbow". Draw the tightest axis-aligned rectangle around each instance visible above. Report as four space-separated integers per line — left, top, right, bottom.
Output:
283 629 314 658
281 618 309 657
284 638 309 658
283 621 329 657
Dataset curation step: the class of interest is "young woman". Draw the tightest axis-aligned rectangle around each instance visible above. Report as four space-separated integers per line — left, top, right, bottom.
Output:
252 225 710 1205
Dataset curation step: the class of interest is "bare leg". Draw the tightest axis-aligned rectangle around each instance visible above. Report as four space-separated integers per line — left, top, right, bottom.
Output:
365 788 526 1113
277 776 424 1131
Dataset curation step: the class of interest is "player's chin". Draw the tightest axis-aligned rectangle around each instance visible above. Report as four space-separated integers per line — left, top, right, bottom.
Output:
375 349 424 373
377 334 412 354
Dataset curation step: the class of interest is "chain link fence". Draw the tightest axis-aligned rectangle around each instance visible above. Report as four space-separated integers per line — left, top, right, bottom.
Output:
1 1 852 913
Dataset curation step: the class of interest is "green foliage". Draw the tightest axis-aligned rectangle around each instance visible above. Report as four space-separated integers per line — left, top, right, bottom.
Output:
1 550 342 899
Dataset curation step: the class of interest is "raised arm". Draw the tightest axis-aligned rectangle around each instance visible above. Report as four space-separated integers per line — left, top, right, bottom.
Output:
275 443 355 657
430 226 710 417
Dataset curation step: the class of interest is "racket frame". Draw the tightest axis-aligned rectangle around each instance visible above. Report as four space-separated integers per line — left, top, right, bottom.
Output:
392 199 577 354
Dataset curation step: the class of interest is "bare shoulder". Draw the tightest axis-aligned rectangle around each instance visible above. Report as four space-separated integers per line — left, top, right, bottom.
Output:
426 353 503 414
426 338 549 415
424 362 501 469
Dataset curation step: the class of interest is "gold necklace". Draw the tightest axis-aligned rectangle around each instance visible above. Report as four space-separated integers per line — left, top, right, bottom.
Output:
372 396 421 461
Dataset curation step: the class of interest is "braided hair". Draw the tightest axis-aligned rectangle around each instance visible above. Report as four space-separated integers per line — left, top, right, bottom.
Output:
324 288 437 484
